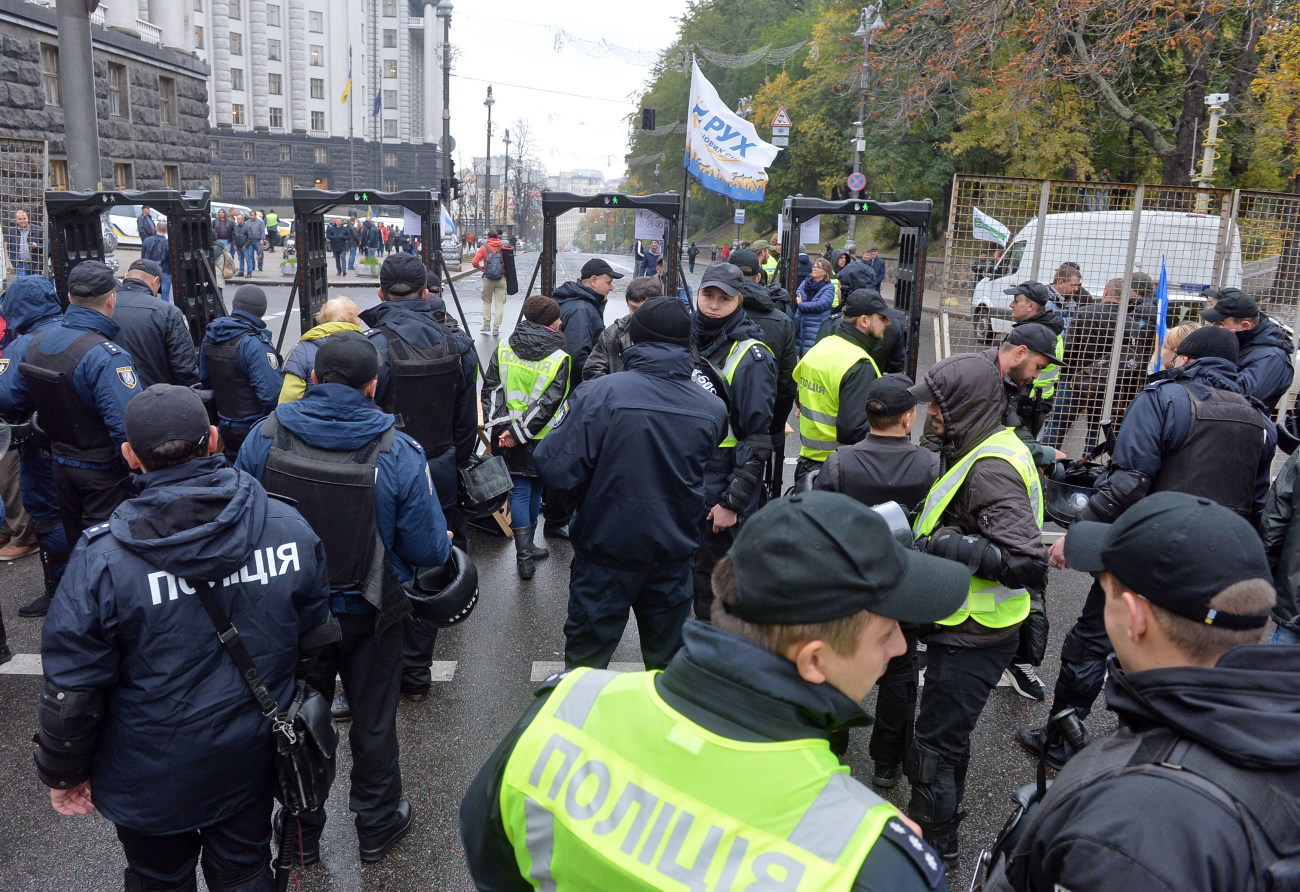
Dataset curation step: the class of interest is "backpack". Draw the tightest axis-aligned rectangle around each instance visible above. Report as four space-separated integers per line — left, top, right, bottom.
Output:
483 246 505 280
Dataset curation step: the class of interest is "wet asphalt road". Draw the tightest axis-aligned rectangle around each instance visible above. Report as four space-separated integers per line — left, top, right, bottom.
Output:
0 253 1110 891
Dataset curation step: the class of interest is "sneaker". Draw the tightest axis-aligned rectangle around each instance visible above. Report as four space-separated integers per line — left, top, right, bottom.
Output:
480 324 491 334
1004 663 1046 701
0 543 38 561
492 328 500 337
18 594 50 617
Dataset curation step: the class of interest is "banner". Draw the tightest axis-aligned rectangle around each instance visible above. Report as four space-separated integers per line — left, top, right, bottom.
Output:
776 214 822 245
684 59 780 202
440 204 457 238
634 210 667 241
973 207 1010 245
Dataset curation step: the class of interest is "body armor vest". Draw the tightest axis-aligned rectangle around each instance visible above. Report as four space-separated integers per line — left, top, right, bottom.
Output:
203 330 265 422
19 330 116 463
1151 383 1266 517
374 325 459 457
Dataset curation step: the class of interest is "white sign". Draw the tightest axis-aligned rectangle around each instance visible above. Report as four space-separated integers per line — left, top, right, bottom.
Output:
771 126 790 137
771 136 789 147
594 233 606 242
734 208 746 225
685 60 781 201
633 209 668 240
771 107 793 127
403 208 421 236
777 215 822 245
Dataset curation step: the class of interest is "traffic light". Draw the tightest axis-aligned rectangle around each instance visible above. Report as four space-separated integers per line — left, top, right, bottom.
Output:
439 178 448 198
449 177 462 200
641 108 656 131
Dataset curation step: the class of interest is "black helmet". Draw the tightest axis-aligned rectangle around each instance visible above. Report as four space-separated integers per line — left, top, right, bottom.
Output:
1045 460 1104 527
1279 409 1300 456
405 547 479 628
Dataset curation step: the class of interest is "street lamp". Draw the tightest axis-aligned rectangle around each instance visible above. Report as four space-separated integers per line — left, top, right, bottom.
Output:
848 3 885 244
502 127 511 233
483 85 495 233
435 1 453 201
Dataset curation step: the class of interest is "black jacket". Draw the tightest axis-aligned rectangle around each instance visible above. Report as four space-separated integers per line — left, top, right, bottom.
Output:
533 341 727 567
1262 447 1300 633
552 280 608 388
815 433 940 519
741 280 797 438
460 622 949 892
1235 313 1295 414
838 258 874 293
482 320 570 478
990 646 1300 892
111 278 199 389
582 315 632 381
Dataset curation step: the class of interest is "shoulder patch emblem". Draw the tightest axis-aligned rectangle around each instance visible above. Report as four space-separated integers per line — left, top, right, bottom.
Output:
99 342 123 356
267 353 280 370
116 366 137 389
0 358 8 376
884 817 945 886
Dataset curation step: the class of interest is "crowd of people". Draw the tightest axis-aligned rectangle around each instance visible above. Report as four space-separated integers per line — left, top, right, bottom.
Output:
0 233 1297 891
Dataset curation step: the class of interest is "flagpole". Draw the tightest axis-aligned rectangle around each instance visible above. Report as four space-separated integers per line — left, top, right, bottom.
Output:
348 45 355 187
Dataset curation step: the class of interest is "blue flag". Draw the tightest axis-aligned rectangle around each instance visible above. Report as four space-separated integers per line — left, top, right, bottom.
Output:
1153 256 1169 371
372 91 381 117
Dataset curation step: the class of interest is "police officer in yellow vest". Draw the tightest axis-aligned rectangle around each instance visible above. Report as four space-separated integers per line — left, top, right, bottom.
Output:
1005 281 1065 437
903 351 1051 865
482 295 571 579
461 490 971 891
690 262 777 622
793 289 891 484
751 239 780 283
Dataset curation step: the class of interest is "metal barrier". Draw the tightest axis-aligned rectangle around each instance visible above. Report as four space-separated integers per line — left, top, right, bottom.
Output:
0 138 48 282
537 191 682 298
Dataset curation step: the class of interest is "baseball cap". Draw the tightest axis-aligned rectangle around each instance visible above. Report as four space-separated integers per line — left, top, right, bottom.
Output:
749 239 773 253
128 259 163 278
1005 322 1068 366
580 258 624 280
1064 492 1271 629
124 384 210 456
1003 281 1053 306
1202 288 1259 323
730 249 762 278
628 297 691 347
380 252 428 296
727 491 969 625
68 261 117 299
425 268 442 292
1176 325 1239 364
842 288 890 318
314 331 381 388
866 374 917 416
698 262 745 296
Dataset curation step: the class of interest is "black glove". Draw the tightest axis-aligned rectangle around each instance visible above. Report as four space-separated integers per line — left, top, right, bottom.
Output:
927 531 1005 580
1079 468 1150 523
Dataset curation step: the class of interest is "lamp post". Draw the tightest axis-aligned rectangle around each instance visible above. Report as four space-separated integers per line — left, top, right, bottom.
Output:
847 3 885 244
483 85 495 233
435 1 453 201
502 128 511 235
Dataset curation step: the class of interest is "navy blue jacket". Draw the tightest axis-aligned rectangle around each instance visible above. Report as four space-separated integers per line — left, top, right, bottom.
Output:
534 342 728 567
198 310 282 425
112 278 198 389
0 274 62 347
838 258 874 293
1235 314 1295 414
140 233 170 275
41 456 334 834
136 212 156 239
0 303 141 468
236 383 451 584
552 280 607 388
794 276 836 354
865 256 887 290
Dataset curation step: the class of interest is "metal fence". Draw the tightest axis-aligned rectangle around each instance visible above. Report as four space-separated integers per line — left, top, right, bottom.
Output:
0 138 48 281
939 175 1300 455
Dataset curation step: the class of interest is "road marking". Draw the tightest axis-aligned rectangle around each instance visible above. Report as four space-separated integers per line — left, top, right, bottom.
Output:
531 661 643 682
0 653 42 675
429 661 458 682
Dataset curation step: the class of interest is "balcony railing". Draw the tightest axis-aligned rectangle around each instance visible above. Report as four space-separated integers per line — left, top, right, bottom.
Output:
136 19 162 45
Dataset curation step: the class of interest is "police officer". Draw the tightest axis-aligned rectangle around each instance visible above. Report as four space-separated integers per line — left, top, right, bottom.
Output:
1020 325 1274 767
750 238 779 282
37 384 335 892
732 249 798 475
0 276 73 617
906 351 1050 862
1004 281 1065 436
691 261 778 621
199 284 281 459
358 252 477 700
0 261 140 555
1203 287 1296 415
792 288 890 483
236 332 451 866
111 259 199 389
987 493 1296 892
461 491 971 891
535 297 728 670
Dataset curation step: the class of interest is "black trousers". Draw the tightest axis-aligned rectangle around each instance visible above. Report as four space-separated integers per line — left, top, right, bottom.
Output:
1051 577 1110 720
869 625 919 768
564 552 692 671
300 613 404 840
115 795 274 892
332 249 346 274
52 462 128 549
907 631 1019 824
691 521 736 623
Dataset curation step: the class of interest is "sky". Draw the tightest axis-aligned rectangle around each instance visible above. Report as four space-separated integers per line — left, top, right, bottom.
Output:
443 1 689 181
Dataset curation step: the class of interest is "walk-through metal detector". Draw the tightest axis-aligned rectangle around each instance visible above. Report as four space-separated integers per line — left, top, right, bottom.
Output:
45 188 226 344
536 191 683 298
778 197 932 379
283 188 455 351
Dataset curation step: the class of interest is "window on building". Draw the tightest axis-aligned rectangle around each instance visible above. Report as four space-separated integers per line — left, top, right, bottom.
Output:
40 44 60 107
308 10 323 31
267 38 281 61
310 45 322 66
229 0 241 19
195 25 204 49
268 72 282 95
383 119 397 139
114 162 134 190
384 179 398 192
383 29 397 48
384 151 398 168
163 165 179 189
267 4 280 26
107 63 128 117
48 159 68 191
232 103 246 125
230 32 243 56
384 59 397 78
269 106 284 128
382 0 397 15
159 76 177 125
230 68 244 92
279 144 291 162
310 78 325 99
314 147 328 164
280 175 293 198
244 173 257 199
243 141 256 161
311 110 325 130
383 89 397 110
212 172 221 196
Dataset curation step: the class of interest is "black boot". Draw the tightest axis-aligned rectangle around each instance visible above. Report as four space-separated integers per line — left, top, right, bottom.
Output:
513 528 535 579
915 812 965 867
521 524 549 561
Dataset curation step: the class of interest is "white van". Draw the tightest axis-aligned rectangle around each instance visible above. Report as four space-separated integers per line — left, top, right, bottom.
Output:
971 210 1243 338
107 206 168 248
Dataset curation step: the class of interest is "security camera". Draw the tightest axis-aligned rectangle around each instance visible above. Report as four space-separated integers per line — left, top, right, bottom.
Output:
1205 93 1230 107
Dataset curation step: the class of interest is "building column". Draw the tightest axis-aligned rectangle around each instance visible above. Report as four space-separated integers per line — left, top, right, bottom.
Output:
287 0 308 133
148 0 195 55
211 0 232 128
249 0 269 130
397 1 412 144
423 2 439 147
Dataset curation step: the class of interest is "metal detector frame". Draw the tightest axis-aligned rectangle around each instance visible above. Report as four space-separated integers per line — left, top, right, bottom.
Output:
779 197 932 379
536 191 683 298
45 188 226 345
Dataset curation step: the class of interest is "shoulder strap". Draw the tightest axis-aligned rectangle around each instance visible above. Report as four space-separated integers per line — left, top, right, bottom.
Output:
192 581 281 719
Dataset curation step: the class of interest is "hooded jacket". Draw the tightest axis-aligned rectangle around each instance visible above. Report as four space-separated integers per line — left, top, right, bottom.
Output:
1235 313 1295 413
552 280 607 388
472 235 506 272
39 456 336 834
198 310 282 425
741 280 797 438
461 621 949 892
277 320 365 403
111 277 199 390
534 341 728 568
0 275 62 346
990 645 1300 892
482 319 570 477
